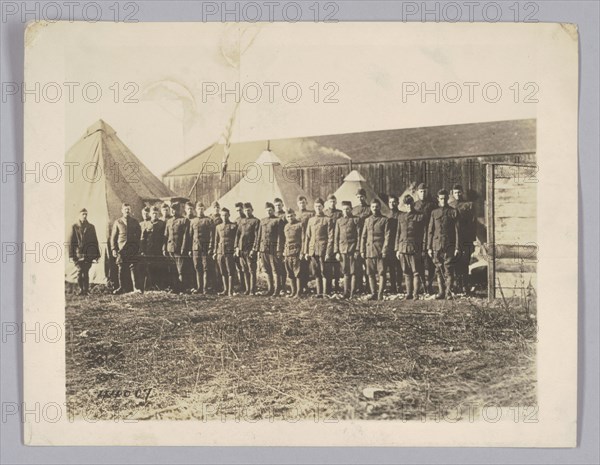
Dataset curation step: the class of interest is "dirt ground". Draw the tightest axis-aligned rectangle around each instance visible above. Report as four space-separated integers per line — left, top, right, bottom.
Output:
65 288 537 422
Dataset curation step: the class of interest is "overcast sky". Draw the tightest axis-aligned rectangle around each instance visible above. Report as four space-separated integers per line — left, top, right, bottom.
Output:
26 22 538 177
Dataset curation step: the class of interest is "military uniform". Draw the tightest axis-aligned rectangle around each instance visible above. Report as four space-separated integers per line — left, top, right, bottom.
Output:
427 206 461 298
297 209 314 289
68 219 101 295
140 218 166 290
163 215 189 291
395 211 426 298
111 216 142 292
414 198 437 292
304 214 334 296
235 215 260 294
254 216 285 295
283 219 303 297
352 202 371 292
449 198 476 293
360 213 391 299
214 221 238 277
334 215 360 298
324 208 343 293
183 215 214 294
385 209 404 293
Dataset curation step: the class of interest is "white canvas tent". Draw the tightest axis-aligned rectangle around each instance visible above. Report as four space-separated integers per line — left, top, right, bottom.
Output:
65 120 176 285
215 149 312 215
332 170 390 215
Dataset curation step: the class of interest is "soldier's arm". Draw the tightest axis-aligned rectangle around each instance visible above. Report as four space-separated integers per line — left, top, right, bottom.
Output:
455 215 462 253
277 220 285 255
253 222 261 253
89 225 101 261
163 221 169 253
360 219 367 256
394 217 401 252
110 221 119 252
333 221 340 254
383 218 391 257
68 225 77 260
303 221 312 256
427 213 435 251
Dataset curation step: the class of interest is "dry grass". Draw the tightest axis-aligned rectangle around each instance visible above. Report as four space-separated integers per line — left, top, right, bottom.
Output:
65 287 536 422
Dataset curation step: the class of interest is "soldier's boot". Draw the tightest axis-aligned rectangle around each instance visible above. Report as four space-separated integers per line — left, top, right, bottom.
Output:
324 278 332 296
343 276 351 298
294 278 302 298
334 278 341 294
445 274 454 300
273 274 282 297
350 275 357 300
413 275 421 299
377 276 386 300
228 277 234 296
405 275 414 300
250 272 257 295
289 279 298 298
219 276 228 295
265 274 275 296
389 268 398 294
242 273 251 295
316 278 324 298
463 273 471 295
368 276 378 300
195 271 204 294
83 273 90 295
238 271 246 293
435 274 446 300
76 275 85 295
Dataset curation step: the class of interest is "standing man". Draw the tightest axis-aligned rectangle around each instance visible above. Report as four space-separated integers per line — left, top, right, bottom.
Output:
140 206 166 291
163 202 188 293
111 203 142 294
334 201 360 299
303 198 334 298
274 198 286 219
68 208 100 296
414 183 437 294
159 202 173 288
324 194 343 294
182 202 196 290
160 203 172 222
141 206 151 222
395 196 426 299
232 202 247 293
184 202 214 294
296 195 314 294
352 188 371 293
449 184 476 295
273 197 287 292
235 202 260 295
283 209 304 298
253 202 285 296
427 189 461 300
209 200 223 292
213 207 238 296
360 199 391 300
386 194 403 294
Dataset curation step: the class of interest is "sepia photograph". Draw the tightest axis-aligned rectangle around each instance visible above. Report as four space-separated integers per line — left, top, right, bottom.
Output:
20 20 578 446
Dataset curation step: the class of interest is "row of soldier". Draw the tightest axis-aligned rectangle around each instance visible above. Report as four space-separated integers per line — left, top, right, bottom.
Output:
68 183 476 300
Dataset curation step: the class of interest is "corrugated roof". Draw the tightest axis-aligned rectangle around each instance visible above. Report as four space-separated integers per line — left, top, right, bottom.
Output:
164 119 536 177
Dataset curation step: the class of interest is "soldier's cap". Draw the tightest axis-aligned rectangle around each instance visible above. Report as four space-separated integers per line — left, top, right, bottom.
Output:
161 203 170 209
79 208 88 213
151 206 160 213
356 188 367 197
297 195 307 202
370 198 381 206
142 206 150 213
286 208 295 214
314 197 325 205
243 202 253 209
452 184 463 191
265 202 275 209
170 202 181 209
417 183 428 190
195 201 205 208
341 200 352 207
220 207 230 213
437 189 449 197
403 195 414 205
234 202 244 208
327 194 337 201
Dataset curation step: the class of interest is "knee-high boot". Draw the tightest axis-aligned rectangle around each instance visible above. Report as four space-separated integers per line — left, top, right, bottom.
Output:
445 273 454 300
228 276 234 296
413 275 421 298
350 275 357 299
343 276 351 298
435 273 446 300
316 278 324 297
377 275 385 300
368 276 377 300
405 275 414 299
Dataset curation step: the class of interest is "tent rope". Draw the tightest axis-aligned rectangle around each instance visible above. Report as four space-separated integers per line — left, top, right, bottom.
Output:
187 142 219 200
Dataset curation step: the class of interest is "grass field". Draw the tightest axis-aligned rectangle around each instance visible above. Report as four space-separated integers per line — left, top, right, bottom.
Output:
65 288 537 422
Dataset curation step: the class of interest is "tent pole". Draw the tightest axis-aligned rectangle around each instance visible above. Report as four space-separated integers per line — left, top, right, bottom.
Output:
187 142 219 200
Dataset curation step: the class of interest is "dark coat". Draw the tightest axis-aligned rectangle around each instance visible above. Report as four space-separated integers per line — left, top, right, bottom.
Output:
140 219 166 257
254 216 285 255
235 216 260 252
427 206 460 252
395 211 426 254
449 198 477 243
69 220 100 262
334 216 360 254
164 216 189 255
304 214 334 257
214 221 238 255
184 215 214 254
360 214 391 258
283 221 304 257
111 216 141 257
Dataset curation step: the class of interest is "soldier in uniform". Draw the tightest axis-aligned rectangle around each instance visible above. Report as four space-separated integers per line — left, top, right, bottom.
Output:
160 203 172 222
141 206 151 222
303 198 334 298
159 202 173 288
139 206 166 291
395 196 426 299
296 195 314 294
360 199 391 300
283 209 304 298
68 208 100 295
385 194 404 294
253 202 285 296
272 197 287 292
111 203 142 294
274 198 286 219
232 202 247 293
181 202 196 290
324 194 343 294
334 201 360 299
449 184 476 295
235 202 260 295
414 183 437 294
213 207 238 296
427 189 461 299
352 188 371 293
184 201 214 294
209 200 223 292
163 202 188 293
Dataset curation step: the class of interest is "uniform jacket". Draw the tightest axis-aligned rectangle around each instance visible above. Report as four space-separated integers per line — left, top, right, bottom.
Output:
140 219 166 256
414 198 436 250
304 214 334 257
325 208 343 221
254 216 285 255
334 216 360 254
283 220 303 257
184 215 214 254
111 216 141 256
427 206 461 252
210 213 223 226
449 198 476 243
387 210 401 252
214 221 238 255
164 215 189 254
395 211 426 254
360 213 391 258
69 220 101 262
235 216 260 252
